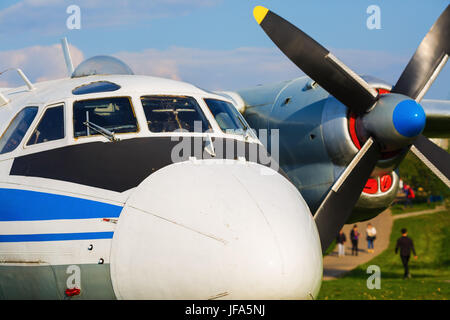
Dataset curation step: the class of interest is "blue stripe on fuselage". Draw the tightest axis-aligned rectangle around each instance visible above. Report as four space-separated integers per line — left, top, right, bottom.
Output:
0 232 114 242
0 188 123 221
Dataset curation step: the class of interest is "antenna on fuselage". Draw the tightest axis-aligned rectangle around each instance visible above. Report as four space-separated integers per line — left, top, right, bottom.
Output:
0 91 9 107
16 69 35 91
61 37 75 77
0 67 35 97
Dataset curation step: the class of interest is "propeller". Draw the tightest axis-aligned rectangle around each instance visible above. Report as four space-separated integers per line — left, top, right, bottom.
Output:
253 5 450 252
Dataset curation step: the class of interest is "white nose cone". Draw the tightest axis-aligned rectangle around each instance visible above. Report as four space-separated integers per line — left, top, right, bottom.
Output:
110 160 322 299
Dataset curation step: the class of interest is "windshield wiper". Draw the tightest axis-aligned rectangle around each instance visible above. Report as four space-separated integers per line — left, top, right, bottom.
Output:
234 114 252 141
238 125 252 141
83 121 120 142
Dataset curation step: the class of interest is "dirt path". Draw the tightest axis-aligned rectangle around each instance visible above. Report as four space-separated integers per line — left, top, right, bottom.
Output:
322 205 445 280
392 205 445 220
322 210 392 280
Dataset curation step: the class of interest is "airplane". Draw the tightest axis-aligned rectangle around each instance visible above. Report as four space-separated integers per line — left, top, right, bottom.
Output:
0 4 448 300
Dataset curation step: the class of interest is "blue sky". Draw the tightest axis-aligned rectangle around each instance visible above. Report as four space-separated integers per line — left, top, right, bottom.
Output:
0 0 448 99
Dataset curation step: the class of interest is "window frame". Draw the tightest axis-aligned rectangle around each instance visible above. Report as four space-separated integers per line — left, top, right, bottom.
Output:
140 94 212 134
72 96 140 139
0 106 39 156
25 103 66 148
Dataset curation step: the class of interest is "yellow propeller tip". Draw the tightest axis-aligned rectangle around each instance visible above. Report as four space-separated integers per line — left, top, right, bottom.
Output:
253 6 269 25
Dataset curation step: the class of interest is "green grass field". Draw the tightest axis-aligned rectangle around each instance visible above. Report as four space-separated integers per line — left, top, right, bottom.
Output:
318 210 450 300
390 202 439 215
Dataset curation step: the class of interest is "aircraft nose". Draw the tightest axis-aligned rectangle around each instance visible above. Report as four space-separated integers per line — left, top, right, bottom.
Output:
110 160 322 299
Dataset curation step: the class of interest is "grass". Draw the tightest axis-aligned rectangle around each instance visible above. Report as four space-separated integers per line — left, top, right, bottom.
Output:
390 202 439 215
323 239 336 256
318 210 450 300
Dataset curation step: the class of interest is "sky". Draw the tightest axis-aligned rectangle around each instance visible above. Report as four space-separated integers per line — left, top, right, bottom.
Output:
0 0 448 99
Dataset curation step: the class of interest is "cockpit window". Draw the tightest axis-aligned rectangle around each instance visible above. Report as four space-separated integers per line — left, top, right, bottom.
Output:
204 99 249 134
0 107 38 154
27 105 64 146
141 96 210 133
73 97 138 138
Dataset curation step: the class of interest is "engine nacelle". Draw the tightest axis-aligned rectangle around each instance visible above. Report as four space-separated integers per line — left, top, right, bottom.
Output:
233 76 402 222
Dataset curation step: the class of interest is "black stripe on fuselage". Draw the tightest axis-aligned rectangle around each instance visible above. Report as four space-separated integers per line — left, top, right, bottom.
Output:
10 136 283 192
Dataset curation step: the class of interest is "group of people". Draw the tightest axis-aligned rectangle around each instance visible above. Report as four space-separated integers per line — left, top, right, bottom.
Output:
335 224 418 279
336 223 377 257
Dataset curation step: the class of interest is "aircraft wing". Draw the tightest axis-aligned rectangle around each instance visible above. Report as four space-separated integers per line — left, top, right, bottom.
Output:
421 99 450 138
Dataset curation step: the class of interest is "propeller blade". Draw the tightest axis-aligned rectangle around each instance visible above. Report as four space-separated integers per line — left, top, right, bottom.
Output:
253 6 379 114
314 137 381 252
410 134 450 187
391 5 450 101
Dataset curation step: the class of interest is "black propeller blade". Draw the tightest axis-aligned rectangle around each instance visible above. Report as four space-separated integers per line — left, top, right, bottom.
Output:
314 138 381 252
411 134 450 188
391 5 450 101
253 6 378 114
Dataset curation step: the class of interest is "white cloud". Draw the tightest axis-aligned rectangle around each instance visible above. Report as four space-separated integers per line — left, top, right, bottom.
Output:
3 43 445 100
114 46 413 91
0 44 301 90
0 44 84 86
0 80 10 88
115 46 302 90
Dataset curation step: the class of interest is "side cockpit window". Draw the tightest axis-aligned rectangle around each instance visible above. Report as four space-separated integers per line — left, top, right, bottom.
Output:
27 105 64 146
141 96 210 133
204 98 250 134
73 97 138 138
0 107 38 154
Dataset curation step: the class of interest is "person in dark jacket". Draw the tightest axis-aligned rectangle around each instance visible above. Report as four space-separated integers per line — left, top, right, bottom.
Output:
350 225 360 256
395 228 418 279
336 230 346 257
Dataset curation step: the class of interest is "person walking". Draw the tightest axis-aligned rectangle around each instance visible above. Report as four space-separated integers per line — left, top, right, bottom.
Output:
395 228 418 279
403 184 415 208
336 230 346 257
350 225 360 256
366 223 377 253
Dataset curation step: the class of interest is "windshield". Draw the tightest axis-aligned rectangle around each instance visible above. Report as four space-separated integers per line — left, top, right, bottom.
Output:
141 96 210 133
73 97 138 138
204 98 251 135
